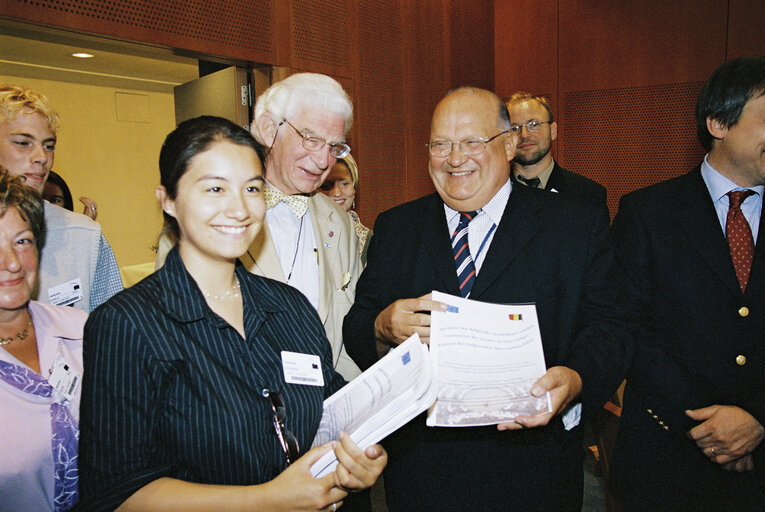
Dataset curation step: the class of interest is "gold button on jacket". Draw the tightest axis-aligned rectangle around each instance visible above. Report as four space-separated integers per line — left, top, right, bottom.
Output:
738 306 749 317
736 355 747 366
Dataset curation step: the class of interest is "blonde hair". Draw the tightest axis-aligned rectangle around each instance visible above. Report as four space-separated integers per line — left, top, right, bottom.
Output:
0 85 59 133
336 153 359 189
506 92 554 122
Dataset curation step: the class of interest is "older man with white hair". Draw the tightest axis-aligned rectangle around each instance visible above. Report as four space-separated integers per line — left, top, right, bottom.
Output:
242 73 362 381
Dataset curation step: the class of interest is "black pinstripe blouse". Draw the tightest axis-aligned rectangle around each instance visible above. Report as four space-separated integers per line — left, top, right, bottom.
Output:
78 247 345 511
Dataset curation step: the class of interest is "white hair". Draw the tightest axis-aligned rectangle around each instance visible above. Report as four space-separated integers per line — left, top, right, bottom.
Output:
251 73 353 144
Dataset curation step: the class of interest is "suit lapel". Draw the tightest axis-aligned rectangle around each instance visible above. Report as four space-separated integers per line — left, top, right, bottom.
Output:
240 222 285 281
675 169 742 296
310 195 341 324
745 197 765 297
545 163 564 193
470 185 546 299
419 195 462 296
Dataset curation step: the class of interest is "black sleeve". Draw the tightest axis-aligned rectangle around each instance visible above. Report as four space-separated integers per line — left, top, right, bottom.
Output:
78 305 174 511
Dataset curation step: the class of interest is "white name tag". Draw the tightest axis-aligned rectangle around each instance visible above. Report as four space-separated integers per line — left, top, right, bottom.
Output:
48 279 84 307
49 358 81 403
281 351 324 387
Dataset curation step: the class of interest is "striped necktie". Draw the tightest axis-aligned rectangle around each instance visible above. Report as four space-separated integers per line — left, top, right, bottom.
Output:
452 211 478 297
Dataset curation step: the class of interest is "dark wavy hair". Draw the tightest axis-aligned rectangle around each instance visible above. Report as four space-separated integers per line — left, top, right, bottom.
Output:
0 169 45 251
44 170 74 211
158 116 267 238
696 56 765 151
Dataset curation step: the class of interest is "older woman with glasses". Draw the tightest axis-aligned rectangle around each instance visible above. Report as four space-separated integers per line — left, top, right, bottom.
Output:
78 116 386 511
0 169 88 511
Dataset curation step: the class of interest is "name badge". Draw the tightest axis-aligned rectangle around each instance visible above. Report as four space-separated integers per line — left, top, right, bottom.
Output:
48 279 84 307
281 351 324 387
49 358 81 403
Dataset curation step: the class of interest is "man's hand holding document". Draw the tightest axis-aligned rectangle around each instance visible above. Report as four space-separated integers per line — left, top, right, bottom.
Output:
310 291 559 477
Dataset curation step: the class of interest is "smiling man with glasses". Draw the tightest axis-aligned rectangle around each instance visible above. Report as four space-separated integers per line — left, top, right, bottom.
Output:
245 73 363 384
506 92 606 206
345 86 627 511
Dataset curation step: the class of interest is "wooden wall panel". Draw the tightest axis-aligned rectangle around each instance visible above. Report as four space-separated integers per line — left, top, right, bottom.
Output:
449 0 494 91
0 0 275 63
290 0 352 78
562 82 706 215
354 0 407 225
558 1 726 91
493 0 557 105
402 0 447 204
727 0 765 58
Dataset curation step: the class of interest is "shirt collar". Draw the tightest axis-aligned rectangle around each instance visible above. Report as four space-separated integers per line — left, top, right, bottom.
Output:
536 159 556 188
701 154 764 203
157 247 286 323
27 301 83 341
444 178 512 226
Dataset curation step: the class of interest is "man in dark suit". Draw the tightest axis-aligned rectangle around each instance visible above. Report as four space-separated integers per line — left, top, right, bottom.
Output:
344 87 626 511
611 56 765 511
507 92 607 206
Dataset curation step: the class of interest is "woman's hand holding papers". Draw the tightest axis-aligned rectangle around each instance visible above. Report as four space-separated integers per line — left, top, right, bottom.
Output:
261 444 347 511
332 432 388 492
497 366 582 431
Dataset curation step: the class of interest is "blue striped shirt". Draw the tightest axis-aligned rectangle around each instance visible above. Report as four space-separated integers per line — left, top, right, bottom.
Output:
78 247 345 510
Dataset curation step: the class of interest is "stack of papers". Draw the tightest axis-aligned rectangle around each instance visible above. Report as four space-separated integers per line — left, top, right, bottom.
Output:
310 292 553 477
310 334 437 477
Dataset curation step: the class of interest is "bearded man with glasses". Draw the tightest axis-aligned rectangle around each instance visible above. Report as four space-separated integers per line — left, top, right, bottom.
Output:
507 92 606 206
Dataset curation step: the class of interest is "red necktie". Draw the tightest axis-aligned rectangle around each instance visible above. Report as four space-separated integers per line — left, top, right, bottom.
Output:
726 190 755 292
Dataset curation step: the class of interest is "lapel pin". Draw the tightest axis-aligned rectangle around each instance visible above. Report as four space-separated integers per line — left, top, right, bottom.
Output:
329 231 335 237
324 242 331 248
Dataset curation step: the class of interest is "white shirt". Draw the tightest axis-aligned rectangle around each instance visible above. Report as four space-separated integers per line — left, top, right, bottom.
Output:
265 200 320 310
0 301 87 512
444 179 512 273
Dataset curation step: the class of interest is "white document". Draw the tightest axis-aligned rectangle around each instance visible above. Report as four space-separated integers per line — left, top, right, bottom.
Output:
427 291 551 427
310 334 437 477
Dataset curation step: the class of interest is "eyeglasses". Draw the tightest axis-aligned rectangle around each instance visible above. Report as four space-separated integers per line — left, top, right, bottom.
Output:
265 387 299 465
427 130 509 158
510 120 551 134
279 119 351 158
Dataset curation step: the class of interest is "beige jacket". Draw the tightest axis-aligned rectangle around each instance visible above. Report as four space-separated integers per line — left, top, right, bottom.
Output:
240 193 362 380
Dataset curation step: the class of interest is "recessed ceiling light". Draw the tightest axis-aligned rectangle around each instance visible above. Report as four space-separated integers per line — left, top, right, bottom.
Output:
72 52 94 58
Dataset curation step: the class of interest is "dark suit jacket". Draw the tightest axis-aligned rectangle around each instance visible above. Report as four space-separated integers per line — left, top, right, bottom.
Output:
611 168 765 511
548 162 607 205
344 184 627 511
514 161 607 207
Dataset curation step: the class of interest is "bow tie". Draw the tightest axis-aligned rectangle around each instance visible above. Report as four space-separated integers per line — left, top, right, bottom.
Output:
265 185 309 218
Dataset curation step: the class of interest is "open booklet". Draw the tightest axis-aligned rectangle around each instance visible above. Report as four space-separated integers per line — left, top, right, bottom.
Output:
427 291 551 426
310 292 551 477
